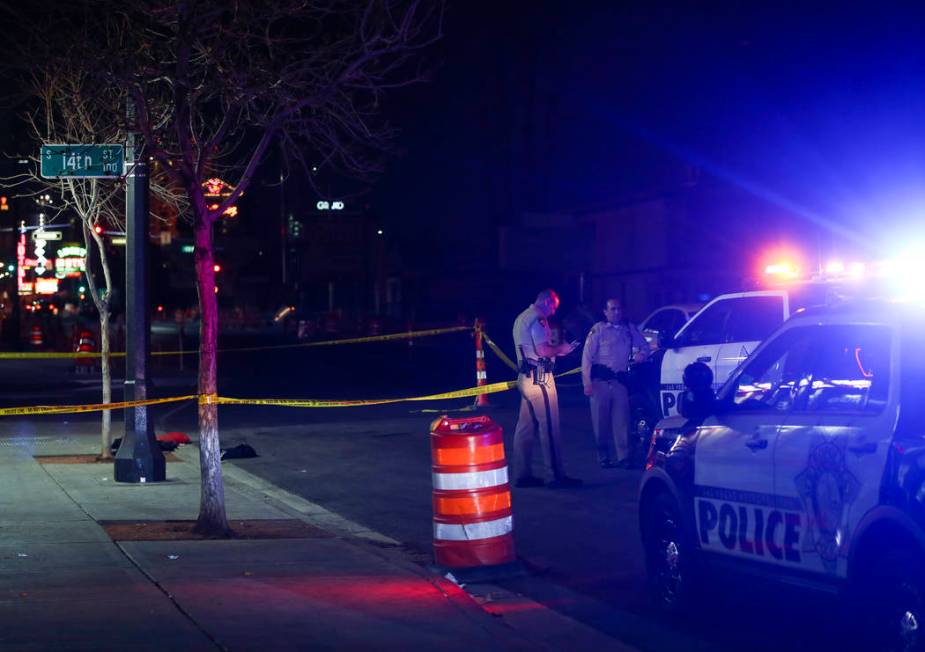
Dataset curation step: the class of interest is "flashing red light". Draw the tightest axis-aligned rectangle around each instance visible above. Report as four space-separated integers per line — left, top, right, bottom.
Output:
764 261 800 279
213 263 222 273
93 224 103 235
157 305 164 312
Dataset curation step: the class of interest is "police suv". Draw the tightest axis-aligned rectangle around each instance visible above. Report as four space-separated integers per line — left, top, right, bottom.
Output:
638 299 925 650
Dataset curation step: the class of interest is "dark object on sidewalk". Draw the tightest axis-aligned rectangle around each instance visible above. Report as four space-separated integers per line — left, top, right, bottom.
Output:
221 443 258 460
111 437 179 456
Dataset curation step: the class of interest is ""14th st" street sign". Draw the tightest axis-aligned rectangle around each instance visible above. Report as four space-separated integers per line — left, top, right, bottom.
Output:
40 144 124 179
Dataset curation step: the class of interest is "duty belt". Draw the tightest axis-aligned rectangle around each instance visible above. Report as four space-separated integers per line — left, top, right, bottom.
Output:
519 357 554 385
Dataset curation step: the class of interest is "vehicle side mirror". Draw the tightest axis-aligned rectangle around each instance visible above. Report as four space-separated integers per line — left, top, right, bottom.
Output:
679 361 715 420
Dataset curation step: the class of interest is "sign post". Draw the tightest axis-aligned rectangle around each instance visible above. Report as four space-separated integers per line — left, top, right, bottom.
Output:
114 103 165 484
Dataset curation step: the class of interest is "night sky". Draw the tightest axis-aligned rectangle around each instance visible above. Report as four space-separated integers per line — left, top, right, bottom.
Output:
4 3 925 299
372 3 925 265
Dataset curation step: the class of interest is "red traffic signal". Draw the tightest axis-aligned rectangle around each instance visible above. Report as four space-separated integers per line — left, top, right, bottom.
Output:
93 223 103 235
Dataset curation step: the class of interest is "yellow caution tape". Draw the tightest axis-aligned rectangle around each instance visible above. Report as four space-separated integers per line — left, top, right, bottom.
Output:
215 367 581 410
0 351 126 360
0 364 581 417
217 379 519 409
480 331 519 372
0 326 473 360
0 394 197 417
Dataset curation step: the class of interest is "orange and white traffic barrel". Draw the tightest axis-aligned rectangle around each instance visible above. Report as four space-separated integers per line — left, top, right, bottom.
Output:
473 318 489 407
431 415 515 568
29 324 43 348
75 329 97 373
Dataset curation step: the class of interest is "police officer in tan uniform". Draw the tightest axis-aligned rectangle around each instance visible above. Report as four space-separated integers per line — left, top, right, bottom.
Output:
581 298 648 468
512 289 582 488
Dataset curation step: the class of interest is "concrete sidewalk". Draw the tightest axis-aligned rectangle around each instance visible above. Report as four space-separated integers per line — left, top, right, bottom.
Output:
0 430 637 651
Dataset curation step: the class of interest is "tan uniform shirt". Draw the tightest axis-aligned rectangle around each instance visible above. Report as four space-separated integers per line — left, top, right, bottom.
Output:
513 305 550 366
581 320 648 388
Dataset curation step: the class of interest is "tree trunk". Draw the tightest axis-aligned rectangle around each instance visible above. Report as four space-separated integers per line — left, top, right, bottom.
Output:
99 308 112 459
192 218 230 537
82 219 114 459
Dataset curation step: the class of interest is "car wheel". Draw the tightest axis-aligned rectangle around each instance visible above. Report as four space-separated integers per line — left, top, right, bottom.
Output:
859 550 925 652
642 492 693 613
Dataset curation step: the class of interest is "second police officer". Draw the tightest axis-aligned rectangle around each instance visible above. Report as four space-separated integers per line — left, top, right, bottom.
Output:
581 298 649 468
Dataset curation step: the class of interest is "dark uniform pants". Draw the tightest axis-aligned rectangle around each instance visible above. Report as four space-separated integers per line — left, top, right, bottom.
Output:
590 379 630 463
513 372 565 481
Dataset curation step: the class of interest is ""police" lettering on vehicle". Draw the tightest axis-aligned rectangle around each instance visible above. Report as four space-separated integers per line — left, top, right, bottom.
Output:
695 486 802 563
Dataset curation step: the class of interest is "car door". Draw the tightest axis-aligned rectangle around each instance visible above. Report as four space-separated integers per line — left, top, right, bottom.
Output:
715 293 789 385
772 323 894 579
693 327 814 566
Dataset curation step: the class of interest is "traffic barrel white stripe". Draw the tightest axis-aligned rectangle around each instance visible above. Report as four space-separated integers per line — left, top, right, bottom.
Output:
433 515 513 541
433 466 508 491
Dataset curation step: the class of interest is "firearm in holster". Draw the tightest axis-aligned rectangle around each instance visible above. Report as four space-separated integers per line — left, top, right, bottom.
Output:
590 363 631 387
519 353 555 385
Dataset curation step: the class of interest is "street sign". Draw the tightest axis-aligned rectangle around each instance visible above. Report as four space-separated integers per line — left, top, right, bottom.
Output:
32 230 62 241
40 144 124 179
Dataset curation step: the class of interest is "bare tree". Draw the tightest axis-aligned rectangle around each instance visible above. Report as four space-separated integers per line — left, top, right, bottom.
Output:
17 0 442 535
1 57 186 458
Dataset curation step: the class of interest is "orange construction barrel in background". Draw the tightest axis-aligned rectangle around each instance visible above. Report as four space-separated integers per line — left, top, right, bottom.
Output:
30 324 43 348
431 415 515 569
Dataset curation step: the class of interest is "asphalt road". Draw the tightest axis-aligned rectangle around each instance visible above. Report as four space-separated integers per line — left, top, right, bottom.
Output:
0 330 860 651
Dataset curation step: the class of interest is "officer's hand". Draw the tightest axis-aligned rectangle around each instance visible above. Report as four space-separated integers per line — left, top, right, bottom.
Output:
584 385 593 397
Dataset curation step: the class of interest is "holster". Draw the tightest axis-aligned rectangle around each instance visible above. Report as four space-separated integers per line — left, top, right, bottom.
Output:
521 358 554 385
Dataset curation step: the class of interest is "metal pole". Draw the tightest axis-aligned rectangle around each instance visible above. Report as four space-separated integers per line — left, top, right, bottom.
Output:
115 97 165 483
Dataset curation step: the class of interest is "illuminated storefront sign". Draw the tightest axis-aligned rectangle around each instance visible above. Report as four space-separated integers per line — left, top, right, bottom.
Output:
55 246 86 279
203 177 240 217
34 277 59 295
17 230 26 294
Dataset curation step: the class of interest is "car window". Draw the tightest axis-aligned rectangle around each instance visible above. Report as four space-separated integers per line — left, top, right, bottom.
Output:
665 310 688 337
724 296 785 343
644 309 682 335
726 327 816 413
676 300 735 347
799 325 890 415
724 325 891 415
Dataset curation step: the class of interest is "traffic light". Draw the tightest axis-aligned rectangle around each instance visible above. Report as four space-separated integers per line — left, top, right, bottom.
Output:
93 223 103 235
0 196 8 211
213 263 222 273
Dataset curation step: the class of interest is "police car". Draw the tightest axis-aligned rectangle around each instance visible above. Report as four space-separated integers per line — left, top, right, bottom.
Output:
628 286 830 456
638 299 925 650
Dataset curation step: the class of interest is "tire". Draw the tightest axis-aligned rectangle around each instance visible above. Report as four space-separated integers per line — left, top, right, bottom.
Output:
856 549 925 652
642 491 695 613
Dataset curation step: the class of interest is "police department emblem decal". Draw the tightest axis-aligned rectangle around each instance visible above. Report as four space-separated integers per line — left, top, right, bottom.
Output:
794 436 861 573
